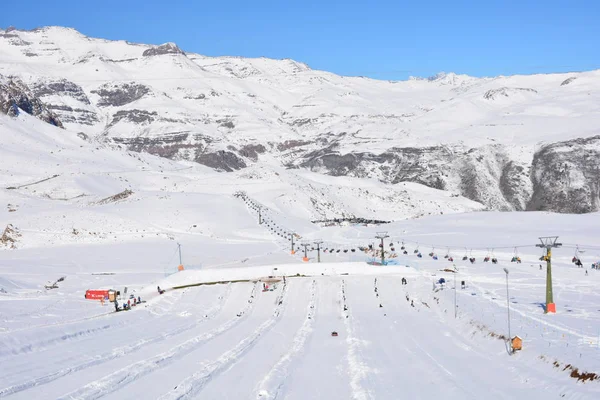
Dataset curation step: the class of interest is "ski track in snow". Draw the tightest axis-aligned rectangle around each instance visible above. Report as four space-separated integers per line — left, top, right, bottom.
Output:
467 279 599 342
0 323 116 358
1 289 186 355
54 283 258 400
254 279 317 400
0 285 233 398
341 279 374 400
156 280 290 400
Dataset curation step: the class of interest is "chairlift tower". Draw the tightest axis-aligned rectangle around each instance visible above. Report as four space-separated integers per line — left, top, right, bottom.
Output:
314 239 323 263
536 236 561 313
300 241 311 262
290 232 296 254
375 232 390 265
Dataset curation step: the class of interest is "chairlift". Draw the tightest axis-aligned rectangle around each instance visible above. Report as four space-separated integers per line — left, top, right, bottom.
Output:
429 247 435 257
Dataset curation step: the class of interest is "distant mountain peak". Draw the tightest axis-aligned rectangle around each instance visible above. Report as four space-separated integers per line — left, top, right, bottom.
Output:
409 72 475 85
142 42 185 57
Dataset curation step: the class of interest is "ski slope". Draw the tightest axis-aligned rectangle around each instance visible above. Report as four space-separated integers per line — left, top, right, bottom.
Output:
1 262 598 399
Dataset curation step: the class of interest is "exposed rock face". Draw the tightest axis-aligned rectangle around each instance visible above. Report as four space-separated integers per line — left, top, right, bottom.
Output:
113 133 202 159
239 144 266 161
561 77 577 86
528 136 600 213
32 79 91 104
194 150 247 172
483 87 538 100
277 140 312 151
30 79 99 125
142 43 185 57
91 82 150 107
109 109 158 126
0 76 63 127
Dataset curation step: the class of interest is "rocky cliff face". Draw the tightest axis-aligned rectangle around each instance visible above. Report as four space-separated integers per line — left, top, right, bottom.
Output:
297 144 533 211
0 76 63 127
528 136 600 213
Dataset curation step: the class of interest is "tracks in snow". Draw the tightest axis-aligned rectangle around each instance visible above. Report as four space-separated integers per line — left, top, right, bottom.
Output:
255 279 317 400
0 285 234 398
341 279 374 400
157 280 291 400
55 283 257 400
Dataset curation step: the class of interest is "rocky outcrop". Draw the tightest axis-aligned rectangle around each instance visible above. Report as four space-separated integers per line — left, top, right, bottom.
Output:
561 77 577 86
483 87 538 100
113 133 203 159
108 109 158 126
142 43 185 57
32 79 91 104
91 82 150 107
0 76 63 127
30 79 99 125
528 136 600 213
195 150 247 172
239 144 266 161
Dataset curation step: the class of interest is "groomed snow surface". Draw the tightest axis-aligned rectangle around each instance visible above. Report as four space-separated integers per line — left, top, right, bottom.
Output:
2 213 600 399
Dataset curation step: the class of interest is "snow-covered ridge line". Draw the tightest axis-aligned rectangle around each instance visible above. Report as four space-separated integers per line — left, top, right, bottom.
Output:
1 26 600 214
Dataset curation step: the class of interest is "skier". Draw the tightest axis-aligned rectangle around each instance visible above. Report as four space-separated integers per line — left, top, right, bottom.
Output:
138 296 141 303
127 299 131 309
585 270 588 276
114 300 119 312
539 264 543 270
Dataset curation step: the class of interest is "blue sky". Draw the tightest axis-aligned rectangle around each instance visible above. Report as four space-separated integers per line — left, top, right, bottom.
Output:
2 0 599 80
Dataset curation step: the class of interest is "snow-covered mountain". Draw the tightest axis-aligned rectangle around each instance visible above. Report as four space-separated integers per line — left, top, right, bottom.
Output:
1 26 600 212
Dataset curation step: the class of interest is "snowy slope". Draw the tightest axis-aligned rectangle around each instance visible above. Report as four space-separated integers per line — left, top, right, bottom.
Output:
2 26 600 212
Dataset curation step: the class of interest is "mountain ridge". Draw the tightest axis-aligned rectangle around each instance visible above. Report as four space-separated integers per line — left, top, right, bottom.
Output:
1 26 599 213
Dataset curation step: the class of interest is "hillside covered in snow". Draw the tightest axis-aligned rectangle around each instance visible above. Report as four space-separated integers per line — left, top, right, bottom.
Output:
1 25 600 215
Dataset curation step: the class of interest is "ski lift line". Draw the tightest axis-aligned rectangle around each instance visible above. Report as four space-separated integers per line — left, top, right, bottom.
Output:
398 238 538 251
562 243 600 249
162 246 180 272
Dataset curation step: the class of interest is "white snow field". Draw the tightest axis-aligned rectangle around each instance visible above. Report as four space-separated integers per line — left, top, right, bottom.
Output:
1 109 600 399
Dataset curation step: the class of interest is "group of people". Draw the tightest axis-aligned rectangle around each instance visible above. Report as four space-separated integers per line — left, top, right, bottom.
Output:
113 295 142 312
